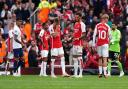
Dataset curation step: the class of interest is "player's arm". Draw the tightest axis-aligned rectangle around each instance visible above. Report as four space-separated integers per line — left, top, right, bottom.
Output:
92 25 97 47
14 34 23 45
39 30 46 48
50 25 59 38
80 22 86 40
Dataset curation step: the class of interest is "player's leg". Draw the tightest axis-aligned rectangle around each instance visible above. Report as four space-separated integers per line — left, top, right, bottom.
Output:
51 48 57 78
77 46 83 78
40 50 48 76
72 46 79 77
17 48 24 76
59 47 69 76
102 44 109 77
97 46 103 77
13 49 19 76
114 53 124 77
107 51 113 76
107 60 112 76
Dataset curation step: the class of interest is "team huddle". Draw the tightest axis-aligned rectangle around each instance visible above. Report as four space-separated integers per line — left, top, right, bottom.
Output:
6 13 124 78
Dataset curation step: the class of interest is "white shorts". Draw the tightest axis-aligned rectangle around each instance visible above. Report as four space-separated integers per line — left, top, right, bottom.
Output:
51 47 64 56
40 50 49 58
72 45 83 55
97 44 109 57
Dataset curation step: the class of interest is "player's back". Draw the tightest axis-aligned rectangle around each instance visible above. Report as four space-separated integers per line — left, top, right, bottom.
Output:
96 23 110 46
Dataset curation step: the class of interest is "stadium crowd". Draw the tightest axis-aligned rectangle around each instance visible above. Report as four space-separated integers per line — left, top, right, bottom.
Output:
0 0 128 77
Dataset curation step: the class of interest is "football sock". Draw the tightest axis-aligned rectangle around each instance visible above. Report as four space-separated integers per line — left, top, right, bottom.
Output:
107 61 112 74
61 57 66 75
13 60 17 73
40 61 44 75
103 67 107 75
78 57 83 76
43 61 47 75
73 58 78 76
99 66 102 74
51 59 55 75
116 61 123 72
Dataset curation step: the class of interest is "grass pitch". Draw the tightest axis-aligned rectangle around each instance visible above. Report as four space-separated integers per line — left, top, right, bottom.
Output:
0 75 127 89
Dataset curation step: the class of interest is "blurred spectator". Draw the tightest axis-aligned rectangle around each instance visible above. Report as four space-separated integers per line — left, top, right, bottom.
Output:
86 10 94 26
84 47 98 69
23 20 32 42
49 8 58 21
0 21 4 35
125 41 128 70
0 34 7 64
1 3 12 22
20 3 30 21
28 40 38 67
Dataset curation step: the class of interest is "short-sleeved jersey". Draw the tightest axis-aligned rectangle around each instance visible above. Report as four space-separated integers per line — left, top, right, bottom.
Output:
49 24 62 48
109 29 121 52
34 23 42 34
93 23 111 46
39 29 50 50
73 21 86 46
13 25 22 49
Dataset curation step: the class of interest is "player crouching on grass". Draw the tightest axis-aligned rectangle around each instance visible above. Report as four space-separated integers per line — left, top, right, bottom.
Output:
39 22 50 77
107 23 124 77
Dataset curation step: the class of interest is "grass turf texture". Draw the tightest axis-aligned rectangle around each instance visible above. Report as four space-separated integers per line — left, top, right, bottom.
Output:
0 75 127 89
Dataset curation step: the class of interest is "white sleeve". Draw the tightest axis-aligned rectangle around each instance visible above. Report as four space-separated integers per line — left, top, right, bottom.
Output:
81 22 86 33
9 30 13 38
39 29 44 37
0 28 4 34
27 46 31 52
92 25 97 46
108 26 112 41
1 10 5 18
48 25 54 34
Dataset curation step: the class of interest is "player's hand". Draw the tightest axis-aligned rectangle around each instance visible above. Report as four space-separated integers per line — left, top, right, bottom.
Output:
110 39 114 44
43 44 46 48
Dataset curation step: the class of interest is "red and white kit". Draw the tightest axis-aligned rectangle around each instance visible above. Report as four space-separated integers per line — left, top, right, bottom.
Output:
49 24 64 56
73 21 86 55
39 29 50 58
93 23 111 57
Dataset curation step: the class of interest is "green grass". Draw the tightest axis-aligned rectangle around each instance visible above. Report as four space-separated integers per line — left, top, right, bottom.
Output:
0 75 127 89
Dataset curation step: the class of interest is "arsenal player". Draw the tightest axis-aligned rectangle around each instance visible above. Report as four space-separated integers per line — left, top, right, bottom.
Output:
92 14 111 78
39 22 50 77
49 19 69 78
72 13 86 78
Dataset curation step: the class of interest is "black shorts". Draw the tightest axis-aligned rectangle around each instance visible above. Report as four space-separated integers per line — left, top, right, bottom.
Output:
13 48 23 58
109 51 120 61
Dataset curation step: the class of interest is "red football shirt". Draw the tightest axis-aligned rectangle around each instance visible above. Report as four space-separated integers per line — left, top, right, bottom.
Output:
93 23 111 46
49 25 62 48
73 22 86 46
39 29 50 50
